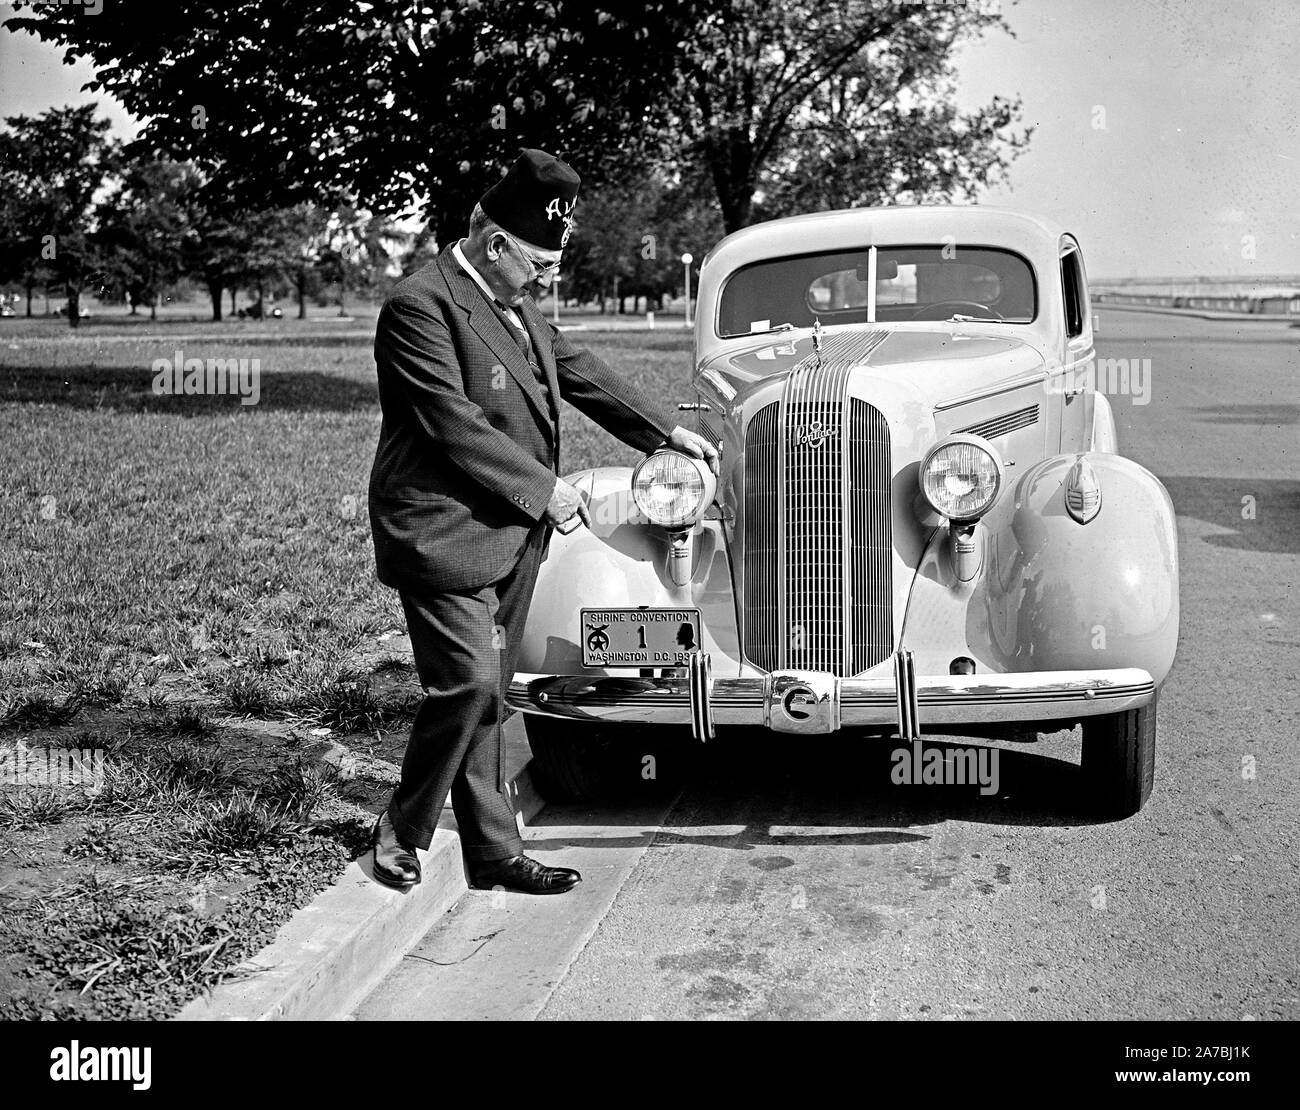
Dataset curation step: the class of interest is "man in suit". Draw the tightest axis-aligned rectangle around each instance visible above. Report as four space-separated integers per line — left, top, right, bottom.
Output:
368 149 719 894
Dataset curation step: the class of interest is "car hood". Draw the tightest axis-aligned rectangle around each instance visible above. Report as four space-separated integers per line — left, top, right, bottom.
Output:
696 326 1050 414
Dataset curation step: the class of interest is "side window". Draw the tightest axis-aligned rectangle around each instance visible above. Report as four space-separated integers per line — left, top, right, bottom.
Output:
1061 248 1087 338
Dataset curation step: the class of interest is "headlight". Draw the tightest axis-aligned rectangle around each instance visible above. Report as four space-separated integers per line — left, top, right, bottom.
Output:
632 450 716 529
920 434 1004 521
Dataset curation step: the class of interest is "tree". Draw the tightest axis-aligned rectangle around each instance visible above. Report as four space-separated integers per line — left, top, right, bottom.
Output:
6 1 698 243
0 105 116 327
7 1 1030 255
95 159 199 318
0 163 42 315
563 169 723 311
281 204 331 319
315 206 405 316
672 0 1030 232
180 210 251 322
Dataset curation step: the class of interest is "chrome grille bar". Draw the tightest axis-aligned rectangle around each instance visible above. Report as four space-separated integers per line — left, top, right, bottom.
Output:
741 330 893 676
849 398 893 673
743 403 780 671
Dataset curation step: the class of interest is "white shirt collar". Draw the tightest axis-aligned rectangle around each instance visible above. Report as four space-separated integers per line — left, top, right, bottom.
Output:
452 239 524 329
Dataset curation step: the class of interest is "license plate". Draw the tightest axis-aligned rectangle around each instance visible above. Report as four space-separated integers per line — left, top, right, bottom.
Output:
580 607 702 667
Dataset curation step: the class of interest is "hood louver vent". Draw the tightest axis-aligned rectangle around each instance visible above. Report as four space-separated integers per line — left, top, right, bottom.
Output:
959 403 1039 440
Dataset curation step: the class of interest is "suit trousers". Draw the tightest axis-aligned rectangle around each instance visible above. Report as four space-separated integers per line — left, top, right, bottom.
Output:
386 525 547 861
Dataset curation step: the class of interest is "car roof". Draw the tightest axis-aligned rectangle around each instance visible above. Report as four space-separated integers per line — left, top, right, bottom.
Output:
701 205 1073 274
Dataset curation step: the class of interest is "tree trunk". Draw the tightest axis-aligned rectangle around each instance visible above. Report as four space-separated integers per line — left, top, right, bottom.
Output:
708 133 757 234
150 294 158 321
229 288 237 316
24 280 33 317
208 279 224 322
718 185 754 235
296 271 307 319
67 284 81 330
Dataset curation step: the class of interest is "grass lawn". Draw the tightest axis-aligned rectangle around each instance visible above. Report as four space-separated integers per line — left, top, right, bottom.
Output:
0 308 695 1018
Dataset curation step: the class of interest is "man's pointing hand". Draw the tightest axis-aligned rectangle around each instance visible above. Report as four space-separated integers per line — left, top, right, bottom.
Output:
545 476 591 531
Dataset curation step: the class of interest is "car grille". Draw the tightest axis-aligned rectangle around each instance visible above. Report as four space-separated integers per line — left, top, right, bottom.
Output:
742 333 893 676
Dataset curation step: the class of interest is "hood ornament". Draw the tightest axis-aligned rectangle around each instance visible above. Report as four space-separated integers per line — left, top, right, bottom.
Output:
811 319 823 365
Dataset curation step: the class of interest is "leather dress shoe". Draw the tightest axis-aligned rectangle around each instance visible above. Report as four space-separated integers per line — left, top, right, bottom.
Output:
371 810 421 889
470 854 581 895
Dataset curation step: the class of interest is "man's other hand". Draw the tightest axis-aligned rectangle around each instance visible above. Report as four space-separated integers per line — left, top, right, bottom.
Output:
666 425 722 476
545 476 592 530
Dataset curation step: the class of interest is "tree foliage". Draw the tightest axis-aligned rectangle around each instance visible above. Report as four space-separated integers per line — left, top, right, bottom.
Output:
95 159 200 317
0 104 116 326
562 169 724 310
673 0 1029 231
6 1 1027 244
6 1 694 243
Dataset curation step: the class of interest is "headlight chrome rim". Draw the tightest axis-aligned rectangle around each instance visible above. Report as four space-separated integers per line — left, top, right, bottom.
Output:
919 433 1004 522
632 449 716 529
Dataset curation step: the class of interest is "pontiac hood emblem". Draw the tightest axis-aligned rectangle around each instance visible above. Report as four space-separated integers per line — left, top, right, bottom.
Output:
796 420 832 449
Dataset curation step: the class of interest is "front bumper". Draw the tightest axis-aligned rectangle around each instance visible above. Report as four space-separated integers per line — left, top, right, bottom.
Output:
506 652 1156 741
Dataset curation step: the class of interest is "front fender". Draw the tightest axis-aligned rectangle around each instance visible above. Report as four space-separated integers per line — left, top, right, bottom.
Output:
902 453 1179 685
516 467 742 675
1090 391 1118 453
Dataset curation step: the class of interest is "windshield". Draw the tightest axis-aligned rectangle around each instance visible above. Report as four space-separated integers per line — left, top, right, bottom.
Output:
717 245 1037 337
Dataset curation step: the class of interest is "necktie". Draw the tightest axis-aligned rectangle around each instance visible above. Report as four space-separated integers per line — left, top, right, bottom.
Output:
493 300 551 411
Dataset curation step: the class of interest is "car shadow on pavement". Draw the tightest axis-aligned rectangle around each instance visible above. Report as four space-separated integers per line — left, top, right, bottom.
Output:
522 728 1132 855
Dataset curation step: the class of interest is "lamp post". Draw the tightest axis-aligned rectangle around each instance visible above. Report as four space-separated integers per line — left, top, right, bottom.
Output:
681 252 693 328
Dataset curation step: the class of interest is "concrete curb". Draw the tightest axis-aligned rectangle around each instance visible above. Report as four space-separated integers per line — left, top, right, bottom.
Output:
175 731 544 1022
1097 302 1300 324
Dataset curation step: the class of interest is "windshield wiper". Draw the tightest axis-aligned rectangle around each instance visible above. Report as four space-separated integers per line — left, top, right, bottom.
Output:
749 322 795 335
950 313 1001 323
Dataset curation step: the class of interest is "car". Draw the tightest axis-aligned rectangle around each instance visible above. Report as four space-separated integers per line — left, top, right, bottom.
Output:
506 205 1179 817
236 301 283 320
53 304 91 318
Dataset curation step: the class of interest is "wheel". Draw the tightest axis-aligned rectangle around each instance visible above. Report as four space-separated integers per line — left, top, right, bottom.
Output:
523 716 696 803
1080 692 1158 818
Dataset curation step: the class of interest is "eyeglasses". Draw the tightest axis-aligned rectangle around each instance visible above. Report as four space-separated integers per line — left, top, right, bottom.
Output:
500 230 561 279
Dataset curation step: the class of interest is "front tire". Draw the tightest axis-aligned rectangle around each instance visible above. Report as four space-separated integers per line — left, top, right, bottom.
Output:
523 716 696 803
1080 692 1158 818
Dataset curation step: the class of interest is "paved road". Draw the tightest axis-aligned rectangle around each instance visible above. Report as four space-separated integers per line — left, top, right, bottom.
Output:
359 310 1299 1021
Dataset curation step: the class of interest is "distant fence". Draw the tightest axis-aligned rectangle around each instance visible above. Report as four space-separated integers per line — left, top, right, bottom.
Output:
1092 290 1300 316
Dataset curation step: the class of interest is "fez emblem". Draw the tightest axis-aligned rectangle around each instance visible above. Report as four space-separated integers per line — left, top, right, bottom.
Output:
545 196 576 246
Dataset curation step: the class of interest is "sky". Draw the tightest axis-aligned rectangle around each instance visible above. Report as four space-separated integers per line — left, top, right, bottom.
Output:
1 0 1296 279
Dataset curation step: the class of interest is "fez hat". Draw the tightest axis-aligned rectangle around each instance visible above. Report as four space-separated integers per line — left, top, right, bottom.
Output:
479 148 579 252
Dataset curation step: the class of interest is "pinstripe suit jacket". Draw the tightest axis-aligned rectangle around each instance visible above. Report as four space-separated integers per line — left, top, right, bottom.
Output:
369 249 678 594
